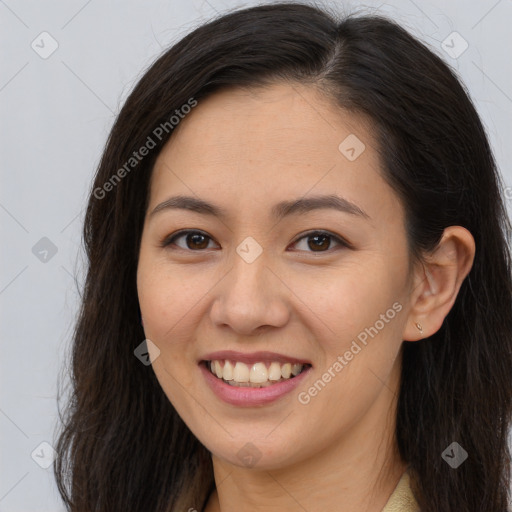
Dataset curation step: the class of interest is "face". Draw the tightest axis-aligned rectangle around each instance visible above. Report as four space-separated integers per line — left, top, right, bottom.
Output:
137 83 415 470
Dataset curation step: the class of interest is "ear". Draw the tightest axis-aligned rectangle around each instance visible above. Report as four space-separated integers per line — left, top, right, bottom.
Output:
403 226 475 341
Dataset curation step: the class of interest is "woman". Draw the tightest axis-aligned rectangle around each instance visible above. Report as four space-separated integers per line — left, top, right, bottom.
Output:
53 2 512 511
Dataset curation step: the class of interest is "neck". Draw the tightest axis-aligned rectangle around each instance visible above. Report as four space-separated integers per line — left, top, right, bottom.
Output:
203 366 407 512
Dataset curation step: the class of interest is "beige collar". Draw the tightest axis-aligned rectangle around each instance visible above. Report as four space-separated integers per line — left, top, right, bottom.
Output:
381 470 420 512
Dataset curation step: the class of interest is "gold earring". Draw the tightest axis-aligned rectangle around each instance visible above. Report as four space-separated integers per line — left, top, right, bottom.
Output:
415 322 423 334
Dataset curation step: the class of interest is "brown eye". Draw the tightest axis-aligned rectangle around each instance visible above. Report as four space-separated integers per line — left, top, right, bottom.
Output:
307 233 331 251
291 231 348 253
162 230 218 251
185 233 210 250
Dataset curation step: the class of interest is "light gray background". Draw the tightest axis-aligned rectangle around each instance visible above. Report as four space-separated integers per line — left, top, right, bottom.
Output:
1 0 511 510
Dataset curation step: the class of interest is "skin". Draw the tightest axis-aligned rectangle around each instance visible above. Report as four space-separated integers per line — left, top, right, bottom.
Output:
136 82 475 511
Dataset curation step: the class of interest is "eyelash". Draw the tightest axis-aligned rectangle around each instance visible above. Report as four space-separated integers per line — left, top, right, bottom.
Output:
160 229 351 253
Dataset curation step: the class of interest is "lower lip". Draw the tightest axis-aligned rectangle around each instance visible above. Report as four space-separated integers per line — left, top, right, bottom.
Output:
199 362 312 407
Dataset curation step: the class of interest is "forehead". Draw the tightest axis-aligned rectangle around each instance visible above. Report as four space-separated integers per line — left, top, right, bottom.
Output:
148 82 397 225
156 83 374 167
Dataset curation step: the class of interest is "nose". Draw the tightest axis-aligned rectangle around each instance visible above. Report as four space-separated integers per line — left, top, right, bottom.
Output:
209 253 290 336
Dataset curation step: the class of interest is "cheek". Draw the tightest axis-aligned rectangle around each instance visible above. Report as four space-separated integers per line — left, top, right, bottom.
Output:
137 262 202 406
289 256 403 345
137 251 202 336
136 256 218 394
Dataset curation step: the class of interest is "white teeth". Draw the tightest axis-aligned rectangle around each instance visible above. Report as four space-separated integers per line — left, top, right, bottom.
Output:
268 362 282 381
208 360 307 387
214 360 223 379
233 362 250 382
223 360 234 381
249 362 268 383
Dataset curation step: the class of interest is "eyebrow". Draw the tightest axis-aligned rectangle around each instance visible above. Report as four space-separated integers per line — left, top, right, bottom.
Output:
149 194 370 221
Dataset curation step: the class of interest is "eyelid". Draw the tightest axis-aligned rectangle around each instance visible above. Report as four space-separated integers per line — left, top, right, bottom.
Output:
161 229 219 250
161 229 352 252
288 230 352 252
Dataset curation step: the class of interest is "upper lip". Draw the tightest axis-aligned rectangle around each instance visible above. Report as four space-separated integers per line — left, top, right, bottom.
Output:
200 350 312 366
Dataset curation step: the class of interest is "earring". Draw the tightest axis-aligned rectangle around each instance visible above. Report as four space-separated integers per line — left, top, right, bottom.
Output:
415 322 423 334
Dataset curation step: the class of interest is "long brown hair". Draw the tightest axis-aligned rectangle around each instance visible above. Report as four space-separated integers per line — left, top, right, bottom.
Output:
53 2 512 510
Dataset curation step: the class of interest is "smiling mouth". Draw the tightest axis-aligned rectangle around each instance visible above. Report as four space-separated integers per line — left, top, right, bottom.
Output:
203 360 312 388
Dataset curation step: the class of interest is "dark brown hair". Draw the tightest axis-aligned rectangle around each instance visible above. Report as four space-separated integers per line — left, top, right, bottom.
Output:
53 2 512 510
